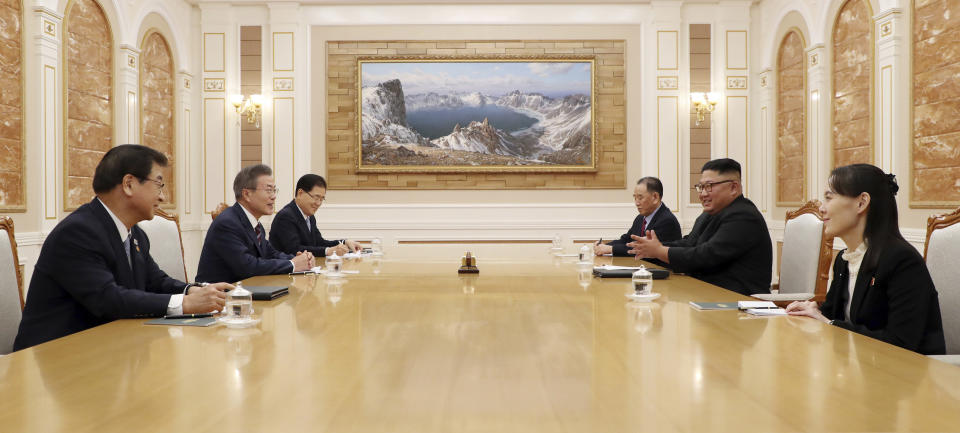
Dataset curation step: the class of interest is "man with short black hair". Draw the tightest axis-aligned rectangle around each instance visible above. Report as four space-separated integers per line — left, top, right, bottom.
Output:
196 164 315 284
627 158 772 295
15 145 233 350
595 176 681 256
270 174 361 257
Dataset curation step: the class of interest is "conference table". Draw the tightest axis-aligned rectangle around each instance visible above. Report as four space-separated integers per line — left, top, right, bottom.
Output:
2 254 960 432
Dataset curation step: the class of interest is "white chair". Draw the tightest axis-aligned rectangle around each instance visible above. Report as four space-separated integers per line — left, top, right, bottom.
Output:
924 207 960 364
754 201 832 304
137 208 188 282
0 216 24 355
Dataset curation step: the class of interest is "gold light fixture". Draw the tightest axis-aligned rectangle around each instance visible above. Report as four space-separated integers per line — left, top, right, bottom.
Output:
690 92 719 126
231 94 264 128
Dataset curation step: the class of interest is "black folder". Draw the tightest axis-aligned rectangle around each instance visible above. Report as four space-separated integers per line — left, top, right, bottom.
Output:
244 286 290 300
592 268 670 279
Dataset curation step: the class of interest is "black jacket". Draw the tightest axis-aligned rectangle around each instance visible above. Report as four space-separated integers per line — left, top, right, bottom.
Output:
269 200 341 257
14 199 187 350
196 203 293 283
664 195 772 295
821 239 945 355
607 203 682 256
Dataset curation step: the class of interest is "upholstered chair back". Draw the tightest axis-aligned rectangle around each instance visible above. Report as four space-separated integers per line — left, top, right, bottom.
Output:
925 208 960 355
778 201 833 302
0 217 24 355
137 209 188 282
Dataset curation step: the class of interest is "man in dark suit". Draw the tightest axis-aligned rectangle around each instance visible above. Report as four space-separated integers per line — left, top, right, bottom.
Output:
270 174 361 257
628 159 772 295
594 176 681 257
196 164 315 283
14 145 232 350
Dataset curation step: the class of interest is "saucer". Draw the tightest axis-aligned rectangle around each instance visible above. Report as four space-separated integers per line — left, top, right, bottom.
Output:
625 292 661 302
218 316 261 329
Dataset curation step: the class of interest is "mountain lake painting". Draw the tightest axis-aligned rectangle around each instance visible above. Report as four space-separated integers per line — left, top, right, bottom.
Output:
357 59 596 172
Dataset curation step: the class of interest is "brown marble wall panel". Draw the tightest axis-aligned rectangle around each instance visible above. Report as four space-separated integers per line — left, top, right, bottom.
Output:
65 0 111 210
0 0 21 209
140 32 175 208
914 0 960 205
777 31 805 204
832 0 872 168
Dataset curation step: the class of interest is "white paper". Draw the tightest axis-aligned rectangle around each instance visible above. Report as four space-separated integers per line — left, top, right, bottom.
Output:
310 266 328 274
594 265 645 271
340 270 360 274
751 293 814 302
555 253 579 257
746 308 787 316
737 301 778 310
342 252 369 259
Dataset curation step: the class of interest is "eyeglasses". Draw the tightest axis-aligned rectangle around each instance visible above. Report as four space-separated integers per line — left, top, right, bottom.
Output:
246 186 279 196
694 179 734 193
303 191 325 202
140 177 165 192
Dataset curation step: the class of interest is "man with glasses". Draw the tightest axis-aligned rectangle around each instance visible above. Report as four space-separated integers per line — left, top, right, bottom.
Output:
270 174 361 257
594 176 681 257
626 158 772 295
196 164 315 284
15 145 234 350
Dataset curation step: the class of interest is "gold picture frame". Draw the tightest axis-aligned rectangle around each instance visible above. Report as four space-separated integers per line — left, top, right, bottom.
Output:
356 56 597 173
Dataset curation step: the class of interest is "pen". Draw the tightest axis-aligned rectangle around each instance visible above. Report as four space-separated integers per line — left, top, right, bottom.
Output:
289 270 316 275
164 313 213 320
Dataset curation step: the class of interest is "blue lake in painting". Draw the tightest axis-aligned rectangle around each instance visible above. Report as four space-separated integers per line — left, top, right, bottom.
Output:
406 106 539 139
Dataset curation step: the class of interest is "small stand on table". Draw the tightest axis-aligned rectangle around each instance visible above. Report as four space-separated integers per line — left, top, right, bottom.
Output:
458 251 479 274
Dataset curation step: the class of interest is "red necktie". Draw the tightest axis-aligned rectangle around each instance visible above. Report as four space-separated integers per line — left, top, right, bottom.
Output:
640 219 647 236
255 224 262 245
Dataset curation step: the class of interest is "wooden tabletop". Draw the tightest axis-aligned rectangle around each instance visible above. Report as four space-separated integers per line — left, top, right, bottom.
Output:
2 254 959 432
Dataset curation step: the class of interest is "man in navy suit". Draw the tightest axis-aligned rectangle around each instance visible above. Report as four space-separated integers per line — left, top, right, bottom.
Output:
594 176 682 257
270 174 361 257
196 164 315 283
14 145 232 350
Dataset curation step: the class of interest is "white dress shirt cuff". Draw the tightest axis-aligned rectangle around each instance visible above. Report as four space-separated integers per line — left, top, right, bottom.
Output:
166 294 184 315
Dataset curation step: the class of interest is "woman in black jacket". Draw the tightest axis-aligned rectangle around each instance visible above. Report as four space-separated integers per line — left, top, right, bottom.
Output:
785 164 945 355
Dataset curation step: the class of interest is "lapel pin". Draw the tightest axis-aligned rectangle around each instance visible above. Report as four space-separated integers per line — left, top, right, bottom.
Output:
133 238 140 253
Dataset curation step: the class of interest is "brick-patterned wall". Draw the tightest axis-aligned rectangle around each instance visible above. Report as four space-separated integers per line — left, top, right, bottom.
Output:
240 26 261 168
689 25 711 204
326 40 625 189
140 32 175 208
913 0 960 205
0 0 22 210
831 0 872 168
777 31 805 205
65 0 111 210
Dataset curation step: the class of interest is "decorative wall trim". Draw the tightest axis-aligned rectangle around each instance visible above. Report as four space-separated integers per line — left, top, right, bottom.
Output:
657 76 678 90
203 33 225 72
273 77 294 91
203 78 224 91
43 20 56 37
657 30 679 70
726 76 747 89
725 30 748 70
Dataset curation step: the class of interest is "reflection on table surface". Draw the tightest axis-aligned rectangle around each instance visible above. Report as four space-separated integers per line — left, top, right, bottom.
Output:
2 255 959 432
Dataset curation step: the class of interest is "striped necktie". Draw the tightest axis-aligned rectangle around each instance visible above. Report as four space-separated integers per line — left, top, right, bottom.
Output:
123 234 133 270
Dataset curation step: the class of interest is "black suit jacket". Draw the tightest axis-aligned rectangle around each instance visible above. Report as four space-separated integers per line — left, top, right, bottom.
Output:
821 239 945 355
196 203 293 283
14 199 186 350
269 200 341 257
607 203 682 256
664 195 772 295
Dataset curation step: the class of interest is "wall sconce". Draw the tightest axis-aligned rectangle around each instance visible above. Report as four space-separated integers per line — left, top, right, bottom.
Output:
231 94 264 128
690 92 720 126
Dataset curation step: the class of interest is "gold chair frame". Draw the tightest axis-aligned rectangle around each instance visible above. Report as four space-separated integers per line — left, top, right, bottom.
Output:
151 208 188 282
779 200 833 304
0 216 24 310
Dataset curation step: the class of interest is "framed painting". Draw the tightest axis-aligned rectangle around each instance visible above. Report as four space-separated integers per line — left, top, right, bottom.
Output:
357 57 596 173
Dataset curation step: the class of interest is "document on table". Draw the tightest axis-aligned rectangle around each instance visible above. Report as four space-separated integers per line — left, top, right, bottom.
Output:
737 301 778 310
745 308 788 316
594 265 646 271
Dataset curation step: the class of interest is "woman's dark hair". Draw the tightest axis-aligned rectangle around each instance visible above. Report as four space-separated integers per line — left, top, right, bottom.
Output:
827 163 903 271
